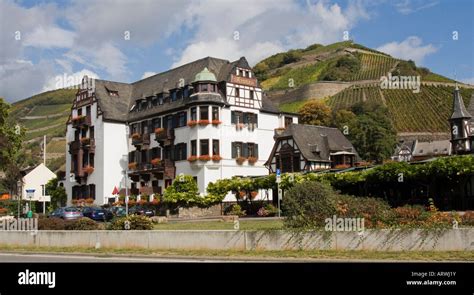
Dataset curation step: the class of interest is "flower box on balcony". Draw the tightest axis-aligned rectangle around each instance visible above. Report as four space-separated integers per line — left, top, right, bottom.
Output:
84 165 94 174
187 156 198 162
274 127 286 136
187 120 198 127
248 156 258 165
236 123 245 130
80 137 90 145
131 133 141 140
199 155 211 161
211 120 222 126
198 120 210 126
238 191 246 199
211 155 222 161
85 198 94 204
154 128 165 135
151 158 161 166
250 191 258 199
128 162 137 170
236 157 246 165
72 115 85 122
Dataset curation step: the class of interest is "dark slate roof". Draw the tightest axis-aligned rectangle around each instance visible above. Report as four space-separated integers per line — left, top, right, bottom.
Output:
277 124 359 162
93 56 275 122
94 80 133 122
450 86 472 120
130 56 234 103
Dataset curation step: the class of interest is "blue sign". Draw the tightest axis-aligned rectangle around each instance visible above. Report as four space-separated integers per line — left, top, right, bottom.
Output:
276 169 281 176
25 189 35 193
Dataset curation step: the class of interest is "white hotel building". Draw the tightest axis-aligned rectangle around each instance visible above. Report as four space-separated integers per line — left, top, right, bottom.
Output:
65 57 298 205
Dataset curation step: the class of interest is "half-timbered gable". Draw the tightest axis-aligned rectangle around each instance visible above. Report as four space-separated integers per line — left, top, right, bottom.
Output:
265 124 359 173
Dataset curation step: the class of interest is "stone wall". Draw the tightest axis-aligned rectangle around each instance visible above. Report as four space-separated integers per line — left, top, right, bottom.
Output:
266 81 352 105
177 204 222 219
1 229 472 251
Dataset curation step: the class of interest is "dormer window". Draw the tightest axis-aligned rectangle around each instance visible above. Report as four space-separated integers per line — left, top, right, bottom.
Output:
192 67 218 94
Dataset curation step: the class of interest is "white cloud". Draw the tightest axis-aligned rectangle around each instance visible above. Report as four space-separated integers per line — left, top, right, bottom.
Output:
172 0 371 67
23 26 76 48
394 0 439 15
42 69 100 92
376 36 438 65
141 71 157 79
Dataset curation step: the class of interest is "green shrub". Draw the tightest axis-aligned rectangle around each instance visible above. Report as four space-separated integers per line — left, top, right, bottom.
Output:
335 195 395 228
226 204 246 217
283 181 338 229
461 211 474 226
107 215 153 230
264 203 279 216
65 217 101 230
38 218 68 230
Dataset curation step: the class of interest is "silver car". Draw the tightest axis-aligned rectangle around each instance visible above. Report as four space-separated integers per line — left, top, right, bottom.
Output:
60 207 83 220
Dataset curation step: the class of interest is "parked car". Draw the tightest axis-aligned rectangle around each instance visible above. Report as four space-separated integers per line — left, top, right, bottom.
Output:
82 207 113 221
110 206 127 217
129 206 155 217
60 207 83 220
48 208 64 218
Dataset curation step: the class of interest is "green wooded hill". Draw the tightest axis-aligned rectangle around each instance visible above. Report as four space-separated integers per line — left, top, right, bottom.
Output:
7 88 76 172
255 41 473 134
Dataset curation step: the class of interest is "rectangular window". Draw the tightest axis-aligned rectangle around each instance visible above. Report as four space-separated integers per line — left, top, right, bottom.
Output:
191 140 197 156
212 107 219 121
153 118 161 129
90 126 94 139
141 150 148 163
202 84 208 92
200 106 209 120
142 120 149 134
231 111 243 124
178 112 187 127
190 107 197 121
158 95 163 105
285 116 293 128
231 142 243 158
152 97 158 107
210 84 216 92
86 106 91 116
247 143 259 158
200 139 209 156
183 88 189 98
171 91 177 102
249 90 254 100
235 87 240 97
151 147 161 159
77 108 82 116
212 140 219 156
174 143 187 161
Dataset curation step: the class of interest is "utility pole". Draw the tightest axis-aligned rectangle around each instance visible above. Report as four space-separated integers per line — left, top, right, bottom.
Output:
43 135 46 166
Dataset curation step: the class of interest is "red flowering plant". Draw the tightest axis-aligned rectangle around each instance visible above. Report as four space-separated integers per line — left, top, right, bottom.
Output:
187 120 198 127
198 120 210 126
199 155 211 161
212 155 222 161
187 156 198 162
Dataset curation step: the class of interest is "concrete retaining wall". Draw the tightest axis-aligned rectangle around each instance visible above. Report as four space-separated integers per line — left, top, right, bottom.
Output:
0 229 473 251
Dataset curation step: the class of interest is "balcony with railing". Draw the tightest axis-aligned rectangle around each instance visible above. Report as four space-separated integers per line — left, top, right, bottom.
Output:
71 115 92 129
131 133 151 146
80 137 96 153
128 159 175 179
154 128 175 145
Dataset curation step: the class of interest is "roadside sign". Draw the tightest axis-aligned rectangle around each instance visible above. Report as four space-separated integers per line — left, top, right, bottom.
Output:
278 188 283 200
26 189 35 199
276 169 280 176
38 195 51 202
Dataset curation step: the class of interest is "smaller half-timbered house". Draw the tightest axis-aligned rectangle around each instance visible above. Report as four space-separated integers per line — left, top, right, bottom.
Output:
265 124 359 173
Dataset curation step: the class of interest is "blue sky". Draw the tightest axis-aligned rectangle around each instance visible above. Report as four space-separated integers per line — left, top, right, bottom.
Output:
1 0 473 102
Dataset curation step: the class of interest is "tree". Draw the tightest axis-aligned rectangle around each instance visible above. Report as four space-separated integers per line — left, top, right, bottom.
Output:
163 175 224 209
46 178 67 210
331 109 356 129
298 99 332 126
347 102 397 163
0 98 25 198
